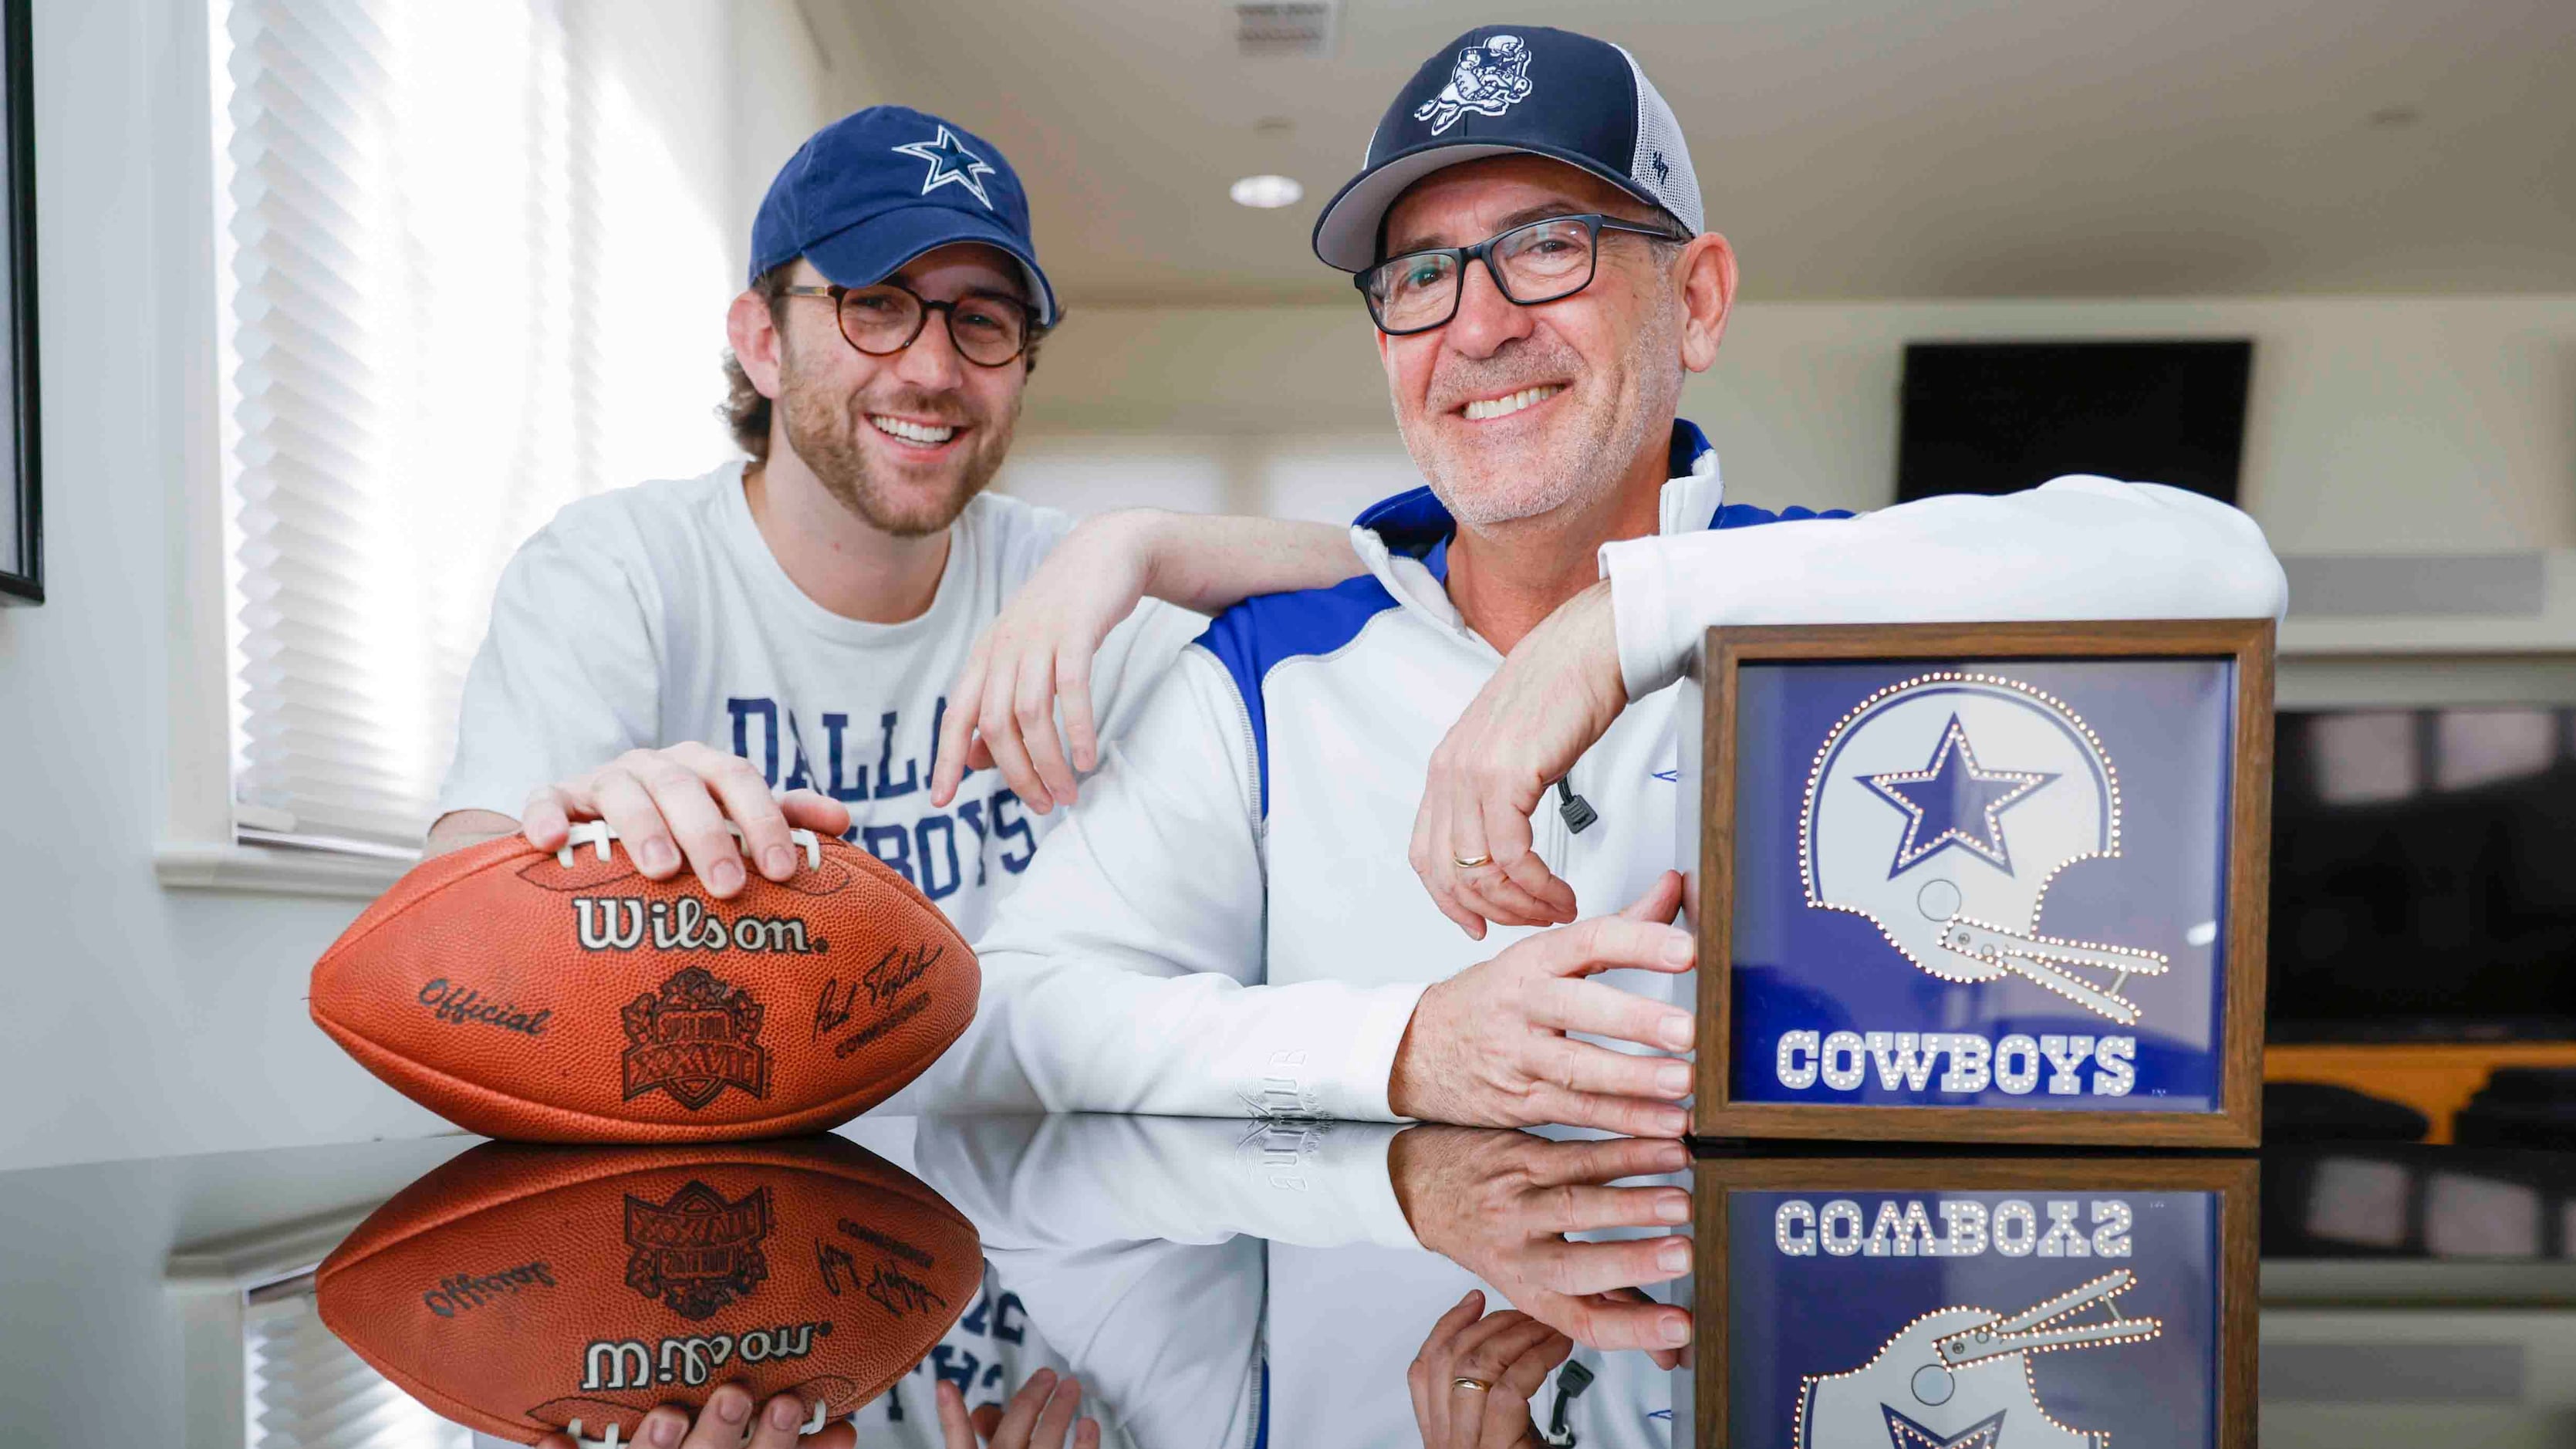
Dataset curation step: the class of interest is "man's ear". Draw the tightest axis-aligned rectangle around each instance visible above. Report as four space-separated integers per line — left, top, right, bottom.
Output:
726 288 785 400
1675 232 1737 373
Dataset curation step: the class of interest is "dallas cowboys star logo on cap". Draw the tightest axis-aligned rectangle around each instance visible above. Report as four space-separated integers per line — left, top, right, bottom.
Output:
1861 714 2058 878
891 125 998 208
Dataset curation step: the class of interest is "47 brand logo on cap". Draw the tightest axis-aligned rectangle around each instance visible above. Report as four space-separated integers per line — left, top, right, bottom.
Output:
621 968 769 1110
1414 33 1535 135
623 1180 774 1320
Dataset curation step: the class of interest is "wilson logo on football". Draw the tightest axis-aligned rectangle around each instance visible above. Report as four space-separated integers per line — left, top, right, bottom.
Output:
573 897 825 955
1802 673 2169 1025
621 969 770 1110
623 1180 773 1319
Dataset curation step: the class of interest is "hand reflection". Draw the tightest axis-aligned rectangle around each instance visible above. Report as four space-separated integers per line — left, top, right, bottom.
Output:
531 1386 853 1449
1406 1291 1572 1449
937 1371 1101 1449
1389 1127 1693 1367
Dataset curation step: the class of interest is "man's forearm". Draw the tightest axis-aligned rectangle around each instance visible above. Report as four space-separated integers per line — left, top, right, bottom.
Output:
1126 511 1364 613
423 807 519 857
1595 478 2291 698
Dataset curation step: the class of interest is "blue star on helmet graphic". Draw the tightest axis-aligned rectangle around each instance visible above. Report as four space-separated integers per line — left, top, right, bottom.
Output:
1860 714 2057 878
891 125 998 208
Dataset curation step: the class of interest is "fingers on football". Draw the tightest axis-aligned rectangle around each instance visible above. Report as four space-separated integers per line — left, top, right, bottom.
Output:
743 1392 813 1449
677 1386 758 1449
585 763 681 879
680 745 795 882
930 643 993 807
1012 650 1078 810
626 752 746 898
516 783 582 852
777 787 851 841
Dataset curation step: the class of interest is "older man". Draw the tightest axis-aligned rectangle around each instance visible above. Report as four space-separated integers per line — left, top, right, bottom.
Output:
920 25 2285 1358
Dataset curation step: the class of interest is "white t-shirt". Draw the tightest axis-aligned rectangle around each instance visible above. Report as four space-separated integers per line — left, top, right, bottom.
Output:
437 459 1204 944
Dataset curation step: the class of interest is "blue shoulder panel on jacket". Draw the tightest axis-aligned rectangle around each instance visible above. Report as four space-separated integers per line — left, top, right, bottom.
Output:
1192 573 1405 820
1711 501 1858 529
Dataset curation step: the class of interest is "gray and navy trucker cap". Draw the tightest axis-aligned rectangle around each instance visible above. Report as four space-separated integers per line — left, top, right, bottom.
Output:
1312 25 1704 272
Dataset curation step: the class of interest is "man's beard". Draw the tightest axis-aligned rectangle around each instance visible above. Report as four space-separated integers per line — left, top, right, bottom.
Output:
1403 296 1683 531
775 354 1018 539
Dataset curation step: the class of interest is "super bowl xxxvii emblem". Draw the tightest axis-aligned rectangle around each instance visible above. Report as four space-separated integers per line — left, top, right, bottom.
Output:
621 968 768 1110
1413 32 1534 136
1795 1270 2160 1448
624 1181 773 1320
1801 674 2169 1025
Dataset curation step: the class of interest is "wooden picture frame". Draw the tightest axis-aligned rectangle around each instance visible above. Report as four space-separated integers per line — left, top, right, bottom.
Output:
1685 620 2274 1147
1693 1152 2260 1449
0 0 38 606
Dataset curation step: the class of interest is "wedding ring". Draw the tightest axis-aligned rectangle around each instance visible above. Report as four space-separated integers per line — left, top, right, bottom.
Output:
1452 853 1492 870
1451 1376 1491 1392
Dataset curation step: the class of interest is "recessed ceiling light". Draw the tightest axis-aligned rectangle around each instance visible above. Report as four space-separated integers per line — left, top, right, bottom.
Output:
1231 174 1305 209
2368 106 2421 128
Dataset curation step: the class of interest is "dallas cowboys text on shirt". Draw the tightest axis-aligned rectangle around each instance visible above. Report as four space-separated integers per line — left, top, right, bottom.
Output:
1772 1028 2136 1097
1774 1196 2135 1258
728 697 1037 897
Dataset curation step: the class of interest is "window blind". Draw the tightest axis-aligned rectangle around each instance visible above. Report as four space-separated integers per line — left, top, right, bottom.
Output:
244 1289 471 1449
211 0 737 853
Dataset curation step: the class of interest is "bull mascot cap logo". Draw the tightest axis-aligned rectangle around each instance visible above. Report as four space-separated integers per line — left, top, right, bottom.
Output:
1413 33 1536 136
1796 1270 2162 1447
1802 674 2168 1025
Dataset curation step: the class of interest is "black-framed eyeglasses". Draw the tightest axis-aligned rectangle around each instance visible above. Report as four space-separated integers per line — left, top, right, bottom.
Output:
778 281 1035 367
1356 212 1690 336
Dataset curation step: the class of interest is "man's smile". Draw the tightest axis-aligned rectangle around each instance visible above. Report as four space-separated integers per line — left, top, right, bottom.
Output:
1456 382 1566 423
867 413 967 452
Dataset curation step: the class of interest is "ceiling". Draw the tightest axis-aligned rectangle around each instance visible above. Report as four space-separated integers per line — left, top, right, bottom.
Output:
829 0 2576 306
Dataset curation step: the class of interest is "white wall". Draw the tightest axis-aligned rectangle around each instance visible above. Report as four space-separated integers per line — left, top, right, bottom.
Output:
0 0 851 1174
1004 296 2576 557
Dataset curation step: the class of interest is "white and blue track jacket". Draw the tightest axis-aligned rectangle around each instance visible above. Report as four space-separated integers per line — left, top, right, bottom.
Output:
906 421 2289 1123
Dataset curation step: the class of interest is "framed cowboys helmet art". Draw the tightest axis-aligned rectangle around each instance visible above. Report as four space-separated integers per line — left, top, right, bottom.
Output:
1680 620 2274 1147
1694 1153 2260 1449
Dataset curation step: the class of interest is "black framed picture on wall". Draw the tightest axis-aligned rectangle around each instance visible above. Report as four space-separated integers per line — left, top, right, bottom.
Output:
0 0 36 605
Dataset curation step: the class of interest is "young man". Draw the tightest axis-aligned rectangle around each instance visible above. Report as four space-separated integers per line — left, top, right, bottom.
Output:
425 105 1359 954
920 23 2287 1366
448 106 1362 1449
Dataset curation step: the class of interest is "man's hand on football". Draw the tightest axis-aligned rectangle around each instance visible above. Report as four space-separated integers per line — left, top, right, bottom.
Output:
1412 579 1626 938
517 743 851 900
1392 1130 1694 1366
531 1387 851 1449
931 512 1159 816
1387 871 1696 1139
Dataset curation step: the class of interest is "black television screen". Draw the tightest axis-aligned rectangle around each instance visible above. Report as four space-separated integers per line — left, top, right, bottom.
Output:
1896 339 2252 504
2268 706 2576 1042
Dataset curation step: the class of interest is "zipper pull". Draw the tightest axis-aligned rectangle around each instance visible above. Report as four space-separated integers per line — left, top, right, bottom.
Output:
1554 777 1598 834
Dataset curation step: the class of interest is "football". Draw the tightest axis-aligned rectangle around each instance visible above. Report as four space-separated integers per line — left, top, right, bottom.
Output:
317 1135 981 1444
310 826 976 1141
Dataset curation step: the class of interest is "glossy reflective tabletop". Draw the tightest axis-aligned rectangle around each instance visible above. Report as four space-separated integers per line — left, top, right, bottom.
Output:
6 1120 2575 1448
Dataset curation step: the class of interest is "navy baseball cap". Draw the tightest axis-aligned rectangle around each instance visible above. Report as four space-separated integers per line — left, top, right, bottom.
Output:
1312 25 1704 272
750 106 1057 326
